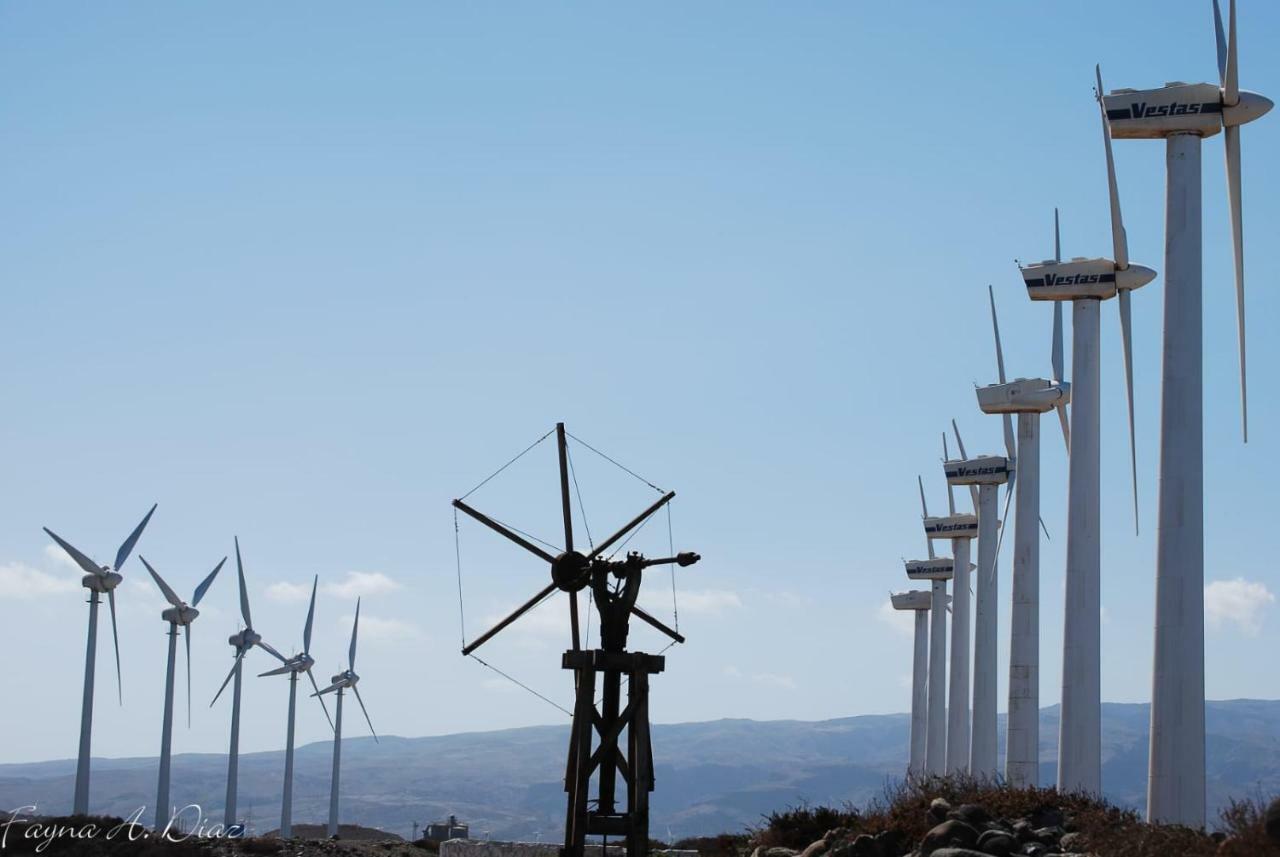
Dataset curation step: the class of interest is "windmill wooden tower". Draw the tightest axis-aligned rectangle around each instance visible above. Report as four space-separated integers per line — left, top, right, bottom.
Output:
453 423 700 857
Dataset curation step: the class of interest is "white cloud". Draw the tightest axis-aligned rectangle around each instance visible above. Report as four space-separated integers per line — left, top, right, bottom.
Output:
724 665 796 690
265 581 313 603
0 562 80 598
339 613 423 642
1205 578 1275 636
323 571 401 599
673 589 742 615
876 601 915 637
44 544 83 570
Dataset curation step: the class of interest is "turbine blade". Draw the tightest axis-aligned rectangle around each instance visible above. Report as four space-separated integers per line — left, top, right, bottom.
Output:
1054 207 1061 263
951 420 980 512
303 575 318 655
993 479 1016 561
988 285 1007 384
1096 65 1130 269
235 537 251 629
1003 413 1016 467
192 557 226 607
942 433 956 515
307 669 336 731
258 662 295 677
352 685 378 742
185 624 192 729
349 598 360 671
43 529 103 577
1052 302 1065 384
1056 403 1071 453
1224 123 1248 442
1119 289 1140 534
1213 0 1228 86
114 504 157 572
917 475 929 519
1223 0 1239 106
108 588 123 705
211 648 246 707
256 638 289 664
140 557 184 608
312 680 343 697
1039 516 1051 541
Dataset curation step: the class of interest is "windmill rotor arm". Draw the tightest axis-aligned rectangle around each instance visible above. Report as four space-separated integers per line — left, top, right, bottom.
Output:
630 604 685 644
460 581 559 656
43 529 104 577
308 670 336 731
255 639 289 663
587 491 676 561
352 685 378 743
452 499 556 564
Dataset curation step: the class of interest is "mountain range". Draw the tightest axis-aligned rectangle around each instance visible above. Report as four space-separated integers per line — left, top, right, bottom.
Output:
1 699 1277 841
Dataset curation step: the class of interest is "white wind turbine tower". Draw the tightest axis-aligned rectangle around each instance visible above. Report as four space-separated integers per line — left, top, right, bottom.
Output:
1100 0 1271 825
922 451 978 775
314 598 379 838
1016 69 1156 794
258 575 333 839
978 278 1071 788
945 423 1009 778
209 538 291 830
904 505 954 776
43 504 157 816
139 555 226 830
889 589 933 775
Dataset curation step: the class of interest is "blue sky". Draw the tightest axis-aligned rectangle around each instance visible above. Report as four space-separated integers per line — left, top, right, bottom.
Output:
1 1 1278 766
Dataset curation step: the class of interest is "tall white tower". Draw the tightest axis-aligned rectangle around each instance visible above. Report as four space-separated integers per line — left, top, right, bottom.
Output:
904 547 954 775
891 589 933 775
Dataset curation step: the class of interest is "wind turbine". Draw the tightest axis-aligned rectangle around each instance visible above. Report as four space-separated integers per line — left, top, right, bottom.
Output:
1100 0 1271 825
978 278 1071 788
313 598 379 838
1016 67 1156 796
904 494 953 777
258 575 333 839
42 504 157 816
209 538 290 830
922 454 978 775
890 589 932 775
945 423 1009 779
139 555 226 830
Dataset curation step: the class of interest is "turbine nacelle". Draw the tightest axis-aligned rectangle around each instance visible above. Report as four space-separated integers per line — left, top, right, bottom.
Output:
83 570 123 593
976 377 1069 415
944 456 1010 486
330 669 358 688
904 558 956 581
923 514 979 540
228 628 261 648
161 604 200 626
891 590 932 611
1020 258 1156 301
1103 82 1272 138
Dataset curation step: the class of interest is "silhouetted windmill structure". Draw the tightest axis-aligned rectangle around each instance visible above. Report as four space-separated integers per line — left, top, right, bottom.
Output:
453 423 700 857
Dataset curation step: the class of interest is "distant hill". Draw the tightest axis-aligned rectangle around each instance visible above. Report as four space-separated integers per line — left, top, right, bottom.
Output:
1 700 1277 840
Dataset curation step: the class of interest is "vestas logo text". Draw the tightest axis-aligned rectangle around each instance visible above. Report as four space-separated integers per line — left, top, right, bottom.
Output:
926 523 978 534
947 465 1006 476
1109 101 1221 121
1043 272 1114 286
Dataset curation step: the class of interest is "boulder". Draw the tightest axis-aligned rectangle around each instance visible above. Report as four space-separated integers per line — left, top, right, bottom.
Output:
947 805 992 828
1027 807 1064 830
1029 826 1064 846
974 829 1015 856
1017 844 1047 857
1056 831 1085 852
919 820 980 856
929 798 954 823
798 839 829 857
927 850 990 857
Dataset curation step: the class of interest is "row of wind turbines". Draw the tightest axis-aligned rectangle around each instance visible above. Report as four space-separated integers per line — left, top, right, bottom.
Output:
46 507 379 836
890 0 1269 828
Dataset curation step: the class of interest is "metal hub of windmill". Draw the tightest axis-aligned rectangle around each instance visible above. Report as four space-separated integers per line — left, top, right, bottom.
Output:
453 422 700 857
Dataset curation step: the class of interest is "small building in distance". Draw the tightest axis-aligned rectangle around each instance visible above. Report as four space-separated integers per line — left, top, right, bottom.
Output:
426 815 469 842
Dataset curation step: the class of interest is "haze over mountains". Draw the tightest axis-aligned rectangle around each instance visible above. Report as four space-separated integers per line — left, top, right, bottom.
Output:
2 700 1276 841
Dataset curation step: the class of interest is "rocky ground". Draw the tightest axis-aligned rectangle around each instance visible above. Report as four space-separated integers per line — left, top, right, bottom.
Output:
731 776 1280 857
